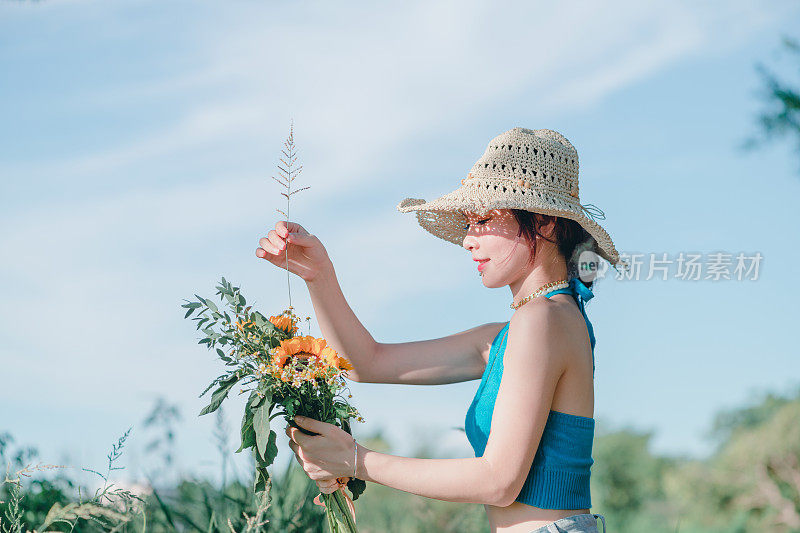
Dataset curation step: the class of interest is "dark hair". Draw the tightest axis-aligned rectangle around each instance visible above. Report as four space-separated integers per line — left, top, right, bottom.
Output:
510 209 595 289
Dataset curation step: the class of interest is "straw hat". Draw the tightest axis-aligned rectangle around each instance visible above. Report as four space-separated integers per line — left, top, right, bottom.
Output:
397 127 629 273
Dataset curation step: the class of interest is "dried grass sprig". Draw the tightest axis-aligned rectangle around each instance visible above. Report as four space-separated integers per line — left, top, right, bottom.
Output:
271 120 310 310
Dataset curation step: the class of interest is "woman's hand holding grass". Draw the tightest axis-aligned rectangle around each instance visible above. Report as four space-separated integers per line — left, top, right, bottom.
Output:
256 220 333 284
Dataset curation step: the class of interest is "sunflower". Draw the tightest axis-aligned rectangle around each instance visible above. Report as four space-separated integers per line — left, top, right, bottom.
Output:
272 336 353 371
268 313 300 335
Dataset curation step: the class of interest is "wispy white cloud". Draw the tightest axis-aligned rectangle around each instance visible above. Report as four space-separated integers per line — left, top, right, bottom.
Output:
6 0 786 195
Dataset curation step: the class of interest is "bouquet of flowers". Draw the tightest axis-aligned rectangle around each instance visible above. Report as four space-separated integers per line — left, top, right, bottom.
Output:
181 124 365 532
182 282 365 531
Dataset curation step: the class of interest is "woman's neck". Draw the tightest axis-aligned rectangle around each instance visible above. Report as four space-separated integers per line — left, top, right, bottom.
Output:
508 258 568 306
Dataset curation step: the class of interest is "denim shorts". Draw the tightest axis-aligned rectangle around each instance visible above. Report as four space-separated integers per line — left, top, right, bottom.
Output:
529 512 606 533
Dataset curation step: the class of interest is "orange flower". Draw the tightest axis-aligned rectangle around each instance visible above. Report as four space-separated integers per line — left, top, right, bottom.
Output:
273 336 353 371
268 314 299 335
320 345 354 371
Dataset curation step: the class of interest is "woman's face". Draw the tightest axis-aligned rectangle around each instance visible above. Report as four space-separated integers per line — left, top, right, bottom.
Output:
462 209 537 288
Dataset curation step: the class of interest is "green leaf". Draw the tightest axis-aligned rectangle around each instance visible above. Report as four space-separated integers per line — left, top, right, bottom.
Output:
253 430 278 468
251 388 272 411
244 389 260 409
253 401 271 461
236 417 256 453
198 374 240 416
267 430 278 464
198 377 222 399
235 391 258 453
253 466 269 494
183 302 202 309
252 312 266 327
249 395 264 411
253 311 282 337
223 290 235 305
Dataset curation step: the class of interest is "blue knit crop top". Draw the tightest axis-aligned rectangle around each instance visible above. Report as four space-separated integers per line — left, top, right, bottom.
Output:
464 277 597 510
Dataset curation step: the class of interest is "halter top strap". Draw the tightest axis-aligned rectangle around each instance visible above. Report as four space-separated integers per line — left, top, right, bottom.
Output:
542 278 597 373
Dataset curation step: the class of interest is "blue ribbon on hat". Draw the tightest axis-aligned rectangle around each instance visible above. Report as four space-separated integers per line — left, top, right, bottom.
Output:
580 203 606 221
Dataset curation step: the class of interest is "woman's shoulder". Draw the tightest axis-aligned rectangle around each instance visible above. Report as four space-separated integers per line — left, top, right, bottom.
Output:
507 299 577 357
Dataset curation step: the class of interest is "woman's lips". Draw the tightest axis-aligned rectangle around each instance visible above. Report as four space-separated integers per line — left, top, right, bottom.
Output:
478 259 489 272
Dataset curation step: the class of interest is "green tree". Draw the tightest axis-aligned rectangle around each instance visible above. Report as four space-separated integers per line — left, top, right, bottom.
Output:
664 388 800 532
744 35 800 174
591 426 678 532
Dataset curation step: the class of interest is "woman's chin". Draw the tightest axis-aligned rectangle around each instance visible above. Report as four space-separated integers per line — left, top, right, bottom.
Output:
480 274 502 288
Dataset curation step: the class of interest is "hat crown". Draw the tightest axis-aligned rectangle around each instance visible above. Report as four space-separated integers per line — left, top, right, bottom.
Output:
468 127 580 200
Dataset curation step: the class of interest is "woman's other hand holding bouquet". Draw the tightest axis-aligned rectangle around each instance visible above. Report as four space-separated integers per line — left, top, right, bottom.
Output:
286 416 359 483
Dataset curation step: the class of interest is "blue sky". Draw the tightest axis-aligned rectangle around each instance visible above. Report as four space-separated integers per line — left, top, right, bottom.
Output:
2 0 800 489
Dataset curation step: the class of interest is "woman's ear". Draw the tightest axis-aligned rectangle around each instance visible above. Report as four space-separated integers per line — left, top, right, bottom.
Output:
536 215 557 240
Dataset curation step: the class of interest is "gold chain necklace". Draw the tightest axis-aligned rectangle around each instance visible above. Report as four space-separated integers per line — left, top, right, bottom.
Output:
510 279 570 310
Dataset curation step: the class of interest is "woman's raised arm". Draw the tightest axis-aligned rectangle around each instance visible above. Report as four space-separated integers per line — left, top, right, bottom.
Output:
306 262 503 385
257 220 501 386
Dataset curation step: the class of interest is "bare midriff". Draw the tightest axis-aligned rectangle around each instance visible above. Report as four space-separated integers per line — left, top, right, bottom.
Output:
485 502 591 532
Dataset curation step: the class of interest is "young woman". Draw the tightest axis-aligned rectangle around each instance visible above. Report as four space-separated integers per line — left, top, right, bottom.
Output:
256 128 627 533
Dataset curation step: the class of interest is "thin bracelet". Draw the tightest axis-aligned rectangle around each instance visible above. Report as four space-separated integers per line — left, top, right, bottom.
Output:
353 437 358 478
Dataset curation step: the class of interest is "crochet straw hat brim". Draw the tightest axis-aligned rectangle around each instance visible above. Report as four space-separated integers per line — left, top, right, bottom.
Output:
397 127 629 273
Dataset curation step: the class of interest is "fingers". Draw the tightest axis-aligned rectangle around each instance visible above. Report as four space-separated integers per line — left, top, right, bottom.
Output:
286 426 304 454
285 424 314 446
317 479 339 494
256 236 284 259
256 229 315 262
266 229 286 252
286 426 334 482
276 220 307 238
284 232 315 248
287 428 302 454
286 425 318 469
287 437 309 473
256 222 291 259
